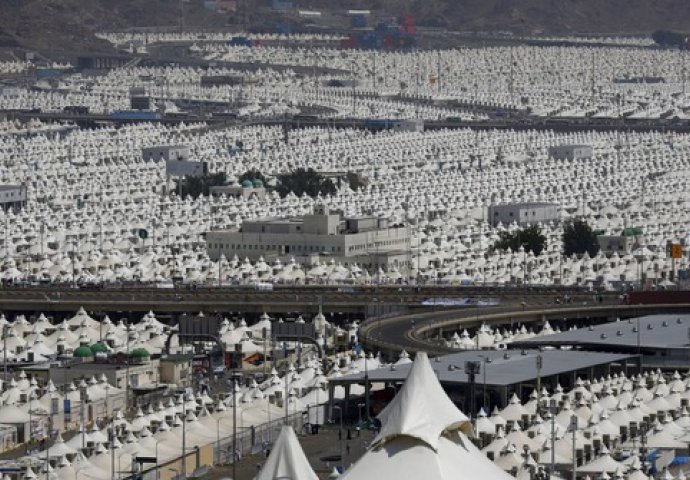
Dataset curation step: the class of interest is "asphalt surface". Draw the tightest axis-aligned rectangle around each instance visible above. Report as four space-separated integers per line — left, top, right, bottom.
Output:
359 298 690 358
0 285 599 315
206 424 375 480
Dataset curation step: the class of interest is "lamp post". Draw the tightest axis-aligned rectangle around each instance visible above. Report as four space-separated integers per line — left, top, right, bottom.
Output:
79 380 87 450
215 417 222 465
45 394 54 480
231 372 242 480
155 439 164 480
477 355 490 412
117 451 129 477
27 391 35 453
181 397 187 479
331 405 344 471
549 399 557 477
464 361 481 423
3 324 9 386
125 322 131 411
536 354 543 411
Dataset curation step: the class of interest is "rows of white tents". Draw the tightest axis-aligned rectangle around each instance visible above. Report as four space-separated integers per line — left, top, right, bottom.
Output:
0 118 687 287
259 353 690 480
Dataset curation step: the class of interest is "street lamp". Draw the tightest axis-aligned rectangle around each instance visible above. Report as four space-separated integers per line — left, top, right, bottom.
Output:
230 371 242 480
180 396 187 479
331 405 344 470
2 324 10 387
464 361 481 423
548 399 558 477
117 451 130 477
75 466 86 480
477 355 491 412
155 439 164 480
215 417 223 466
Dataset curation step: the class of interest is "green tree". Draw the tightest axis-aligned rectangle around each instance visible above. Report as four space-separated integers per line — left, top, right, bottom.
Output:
652 30 687 49
175 172 227 198
492 225 547 256
275 168 336 198
238 169 268 186
562 219 600 257
345 172 368 191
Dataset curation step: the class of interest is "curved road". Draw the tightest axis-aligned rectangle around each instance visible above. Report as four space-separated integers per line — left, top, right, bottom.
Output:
359 301 690 359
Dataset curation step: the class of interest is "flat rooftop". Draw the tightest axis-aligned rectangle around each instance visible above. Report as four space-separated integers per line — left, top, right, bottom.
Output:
514 314 690 350
333 349 634 388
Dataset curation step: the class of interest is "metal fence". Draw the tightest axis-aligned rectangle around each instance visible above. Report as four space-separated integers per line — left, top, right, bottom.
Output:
213 412 305 465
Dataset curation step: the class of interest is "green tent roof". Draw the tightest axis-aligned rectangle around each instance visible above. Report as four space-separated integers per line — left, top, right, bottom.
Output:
130 348 150 359
73 346 93 358
623 227 643 237
91 342 108 354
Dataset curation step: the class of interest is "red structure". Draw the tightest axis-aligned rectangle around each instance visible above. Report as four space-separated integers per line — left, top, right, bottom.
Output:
627 290 690 304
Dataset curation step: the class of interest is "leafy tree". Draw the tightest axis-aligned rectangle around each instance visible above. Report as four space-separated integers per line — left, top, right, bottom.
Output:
492 225 546 256
275 168 336 198
562 219 600 257
652 30 687 49
345 172 368 191
238 169 268 186
175 172 227 198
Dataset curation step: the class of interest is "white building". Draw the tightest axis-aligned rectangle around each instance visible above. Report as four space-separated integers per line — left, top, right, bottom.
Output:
548 144 593 161
142 145 190 162
0 185 26 211
165 159 208 178
488 202 559 227
206 205 411 271
210 179 266 199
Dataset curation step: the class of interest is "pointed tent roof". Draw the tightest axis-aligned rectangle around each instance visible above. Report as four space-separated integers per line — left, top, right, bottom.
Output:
253 426 318 480
372 352 473 451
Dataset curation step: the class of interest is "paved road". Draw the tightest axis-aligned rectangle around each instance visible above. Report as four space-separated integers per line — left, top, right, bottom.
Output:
359 300 690 359
0 285 603 317
7 110 690 134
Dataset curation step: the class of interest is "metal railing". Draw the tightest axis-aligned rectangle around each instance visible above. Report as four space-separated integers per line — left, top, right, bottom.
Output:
213 412 305 465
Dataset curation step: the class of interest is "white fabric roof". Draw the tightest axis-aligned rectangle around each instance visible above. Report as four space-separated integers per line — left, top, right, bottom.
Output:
253 425 318 480
342 351 512 480
373 352 473 451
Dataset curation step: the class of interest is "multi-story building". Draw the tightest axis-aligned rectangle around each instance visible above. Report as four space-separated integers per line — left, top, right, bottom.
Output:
206 205 411 271
548 144 593 161
488 202 559 227
142 145 190 162
0 185 26 212
209 179 266 199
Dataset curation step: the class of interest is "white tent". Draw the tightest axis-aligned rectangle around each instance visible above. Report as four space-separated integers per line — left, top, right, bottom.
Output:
340 352 514 480
253 425 318 480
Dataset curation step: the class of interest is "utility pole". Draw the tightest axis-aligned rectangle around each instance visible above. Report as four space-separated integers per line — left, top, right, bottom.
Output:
536 354 543 407
125 322 130 411
571 414 577 480
464 361 480 423
232 375 239 480
181 397 187 478
437 49 442 94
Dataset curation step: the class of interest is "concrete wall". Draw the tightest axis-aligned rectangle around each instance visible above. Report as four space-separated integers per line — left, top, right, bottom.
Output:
548 144 593 160
206 227 410 266
488 203 559 226
142 146 190 162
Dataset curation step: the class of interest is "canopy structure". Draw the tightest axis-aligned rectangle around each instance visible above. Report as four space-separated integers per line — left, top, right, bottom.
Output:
253 425 318 480
341 352 514 480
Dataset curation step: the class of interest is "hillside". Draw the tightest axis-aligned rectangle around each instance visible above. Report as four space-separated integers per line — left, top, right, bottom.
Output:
4 0 690 57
